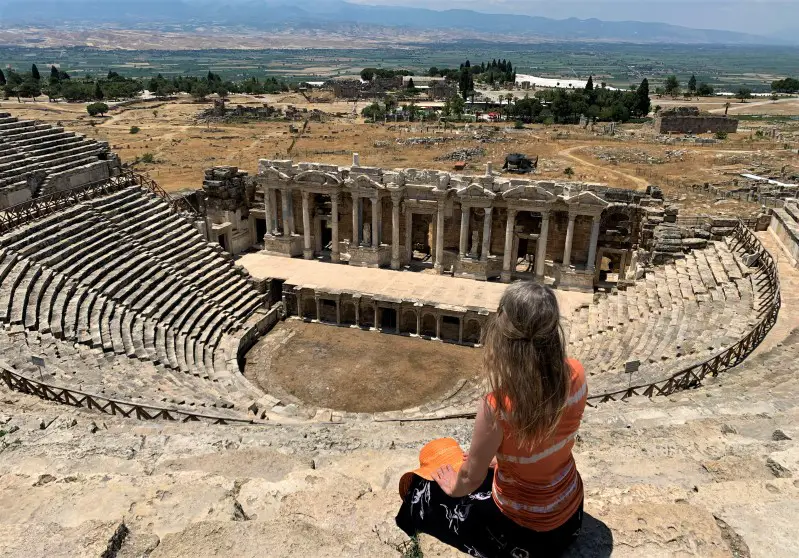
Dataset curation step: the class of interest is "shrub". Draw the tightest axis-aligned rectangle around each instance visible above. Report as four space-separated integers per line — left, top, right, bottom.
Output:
715 131 728 140
513 120 524 129
564 166 575 178
140 152 155 164
130 126 140 134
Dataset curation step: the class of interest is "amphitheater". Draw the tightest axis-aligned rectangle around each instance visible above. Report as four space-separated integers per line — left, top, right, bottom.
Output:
0 118 797 557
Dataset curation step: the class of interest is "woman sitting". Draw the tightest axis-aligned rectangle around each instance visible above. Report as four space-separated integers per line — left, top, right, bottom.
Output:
396 282 587 557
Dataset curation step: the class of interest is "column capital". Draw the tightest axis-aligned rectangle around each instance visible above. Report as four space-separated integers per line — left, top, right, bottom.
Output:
390 191 403 204
301 190 310 201
567 209 579 220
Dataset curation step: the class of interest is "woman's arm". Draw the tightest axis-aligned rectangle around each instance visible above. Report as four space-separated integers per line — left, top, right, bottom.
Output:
433 398 503 498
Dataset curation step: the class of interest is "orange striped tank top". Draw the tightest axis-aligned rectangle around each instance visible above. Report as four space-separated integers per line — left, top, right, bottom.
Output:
486 358 587 531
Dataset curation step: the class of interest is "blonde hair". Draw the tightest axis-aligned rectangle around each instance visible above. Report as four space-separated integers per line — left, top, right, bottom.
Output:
482 282 570 445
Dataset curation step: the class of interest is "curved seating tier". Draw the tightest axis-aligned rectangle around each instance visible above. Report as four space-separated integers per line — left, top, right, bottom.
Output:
0 185 267 411
0 113 115 197
566 239 766 394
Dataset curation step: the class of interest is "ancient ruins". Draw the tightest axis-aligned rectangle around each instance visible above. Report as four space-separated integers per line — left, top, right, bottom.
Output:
202 156 663 293
0 116 796 557
655 106 739 135
0 112 120 208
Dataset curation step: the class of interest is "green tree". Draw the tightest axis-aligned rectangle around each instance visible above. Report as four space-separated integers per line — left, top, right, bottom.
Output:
361 102 385 121
688 74 697 94
664 75 680 97
0 69 5 86
406 78 416 92
50 65 59 83
94 81 104 100
360 68 375 82
31 64 40 81
564 167 575 178
18 80 40 100
636 78 651 117
697 83 714 96
585 75 594 91
191 82 209 101
446 95 465 119
737 87 752 102
86 102 109 117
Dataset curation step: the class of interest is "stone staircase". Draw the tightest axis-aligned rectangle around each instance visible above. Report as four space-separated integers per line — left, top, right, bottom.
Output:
0 322 797 557
567 240 766 394
0 185 268 414
0 113 116 200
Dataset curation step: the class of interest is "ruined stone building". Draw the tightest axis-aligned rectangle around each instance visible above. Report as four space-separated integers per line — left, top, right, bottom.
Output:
0 112 120 207
202 158 661 292
655 106 739 135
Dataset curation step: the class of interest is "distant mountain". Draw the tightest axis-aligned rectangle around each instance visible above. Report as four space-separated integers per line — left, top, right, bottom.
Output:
0 0 785 45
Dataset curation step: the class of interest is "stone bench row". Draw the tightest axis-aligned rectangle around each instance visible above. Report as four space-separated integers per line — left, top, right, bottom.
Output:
1 328 258 414
567 241 760 383
0 186 266 384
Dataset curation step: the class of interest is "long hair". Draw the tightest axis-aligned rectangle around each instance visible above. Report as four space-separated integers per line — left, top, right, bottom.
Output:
482 281 570 446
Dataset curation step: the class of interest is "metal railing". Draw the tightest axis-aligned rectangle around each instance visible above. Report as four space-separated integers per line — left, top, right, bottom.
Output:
0 365 255 425
0 170 197 234
586 221 780 406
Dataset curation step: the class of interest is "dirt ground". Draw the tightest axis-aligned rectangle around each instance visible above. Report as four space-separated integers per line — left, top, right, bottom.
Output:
244 320 482 413
2 92 797 216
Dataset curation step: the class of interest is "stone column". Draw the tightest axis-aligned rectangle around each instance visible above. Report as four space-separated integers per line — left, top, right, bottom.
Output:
391 194 401 270
266 188 273 240
535 210 550 279
351 194 360 247
314 296 321 322
587 214 601 272
563 212 577 267
501 208 517 283
301 191 312 259
354 300 360 327
458 205 469 258
331 195 340 263
481 207 493 262
434 199 445 274
371 197 380 248
404 209 413 263
415 310 421 336
268 189 278 234
280 188 292 236
335 299 341 325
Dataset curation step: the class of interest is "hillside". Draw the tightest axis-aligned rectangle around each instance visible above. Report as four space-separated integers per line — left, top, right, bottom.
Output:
0 0 783 45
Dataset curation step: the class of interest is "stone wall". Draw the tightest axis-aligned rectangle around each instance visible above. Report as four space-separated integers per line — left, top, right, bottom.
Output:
655 115 739 134
769 203 799 267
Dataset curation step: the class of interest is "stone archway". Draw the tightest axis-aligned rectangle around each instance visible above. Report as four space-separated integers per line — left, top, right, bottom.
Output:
463 319 481 345
400 309 418 335
420 312 437 338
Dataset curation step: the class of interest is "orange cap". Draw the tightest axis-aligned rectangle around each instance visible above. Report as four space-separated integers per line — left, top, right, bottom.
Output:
399 437 465 498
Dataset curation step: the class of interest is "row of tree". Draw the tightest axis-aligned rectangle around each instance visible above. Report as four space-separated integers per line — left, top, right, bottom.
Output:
359 68 414 81
507 78 651 124
660 74 714 97
0 64 295 102
772 77 799 93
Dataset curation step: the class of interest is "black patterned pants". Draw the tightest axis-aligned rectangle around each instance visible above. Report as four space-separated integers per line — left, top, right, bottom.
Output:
396 470 583 558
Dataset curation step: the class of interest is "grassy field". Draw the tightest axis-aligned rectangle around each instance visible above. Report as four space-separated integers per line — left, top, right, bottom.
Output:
2 43 798 91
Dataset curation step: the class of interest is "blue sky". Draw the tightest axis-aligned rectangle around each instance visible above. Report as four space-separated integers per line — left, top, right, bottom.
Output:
347 0 797 35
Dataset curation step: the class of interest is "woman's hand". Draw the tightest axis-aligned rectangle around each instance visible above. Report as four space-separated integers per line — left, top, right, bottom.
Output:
432 464 459 496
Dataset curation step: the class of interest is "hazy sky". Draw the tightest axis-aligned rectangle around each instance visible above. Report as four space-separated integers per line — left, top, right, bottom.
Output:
348 0 797 35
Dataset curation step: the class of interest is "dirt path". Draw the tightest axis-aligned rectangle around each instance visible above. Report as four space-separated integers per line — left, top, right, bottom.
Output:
558 145 649 189
709 97 797 114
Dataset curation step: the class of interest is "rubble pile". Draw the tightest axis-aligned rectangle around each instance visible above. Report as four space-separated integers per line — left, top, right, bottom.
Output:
436 147 487 161
396 137 453 146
